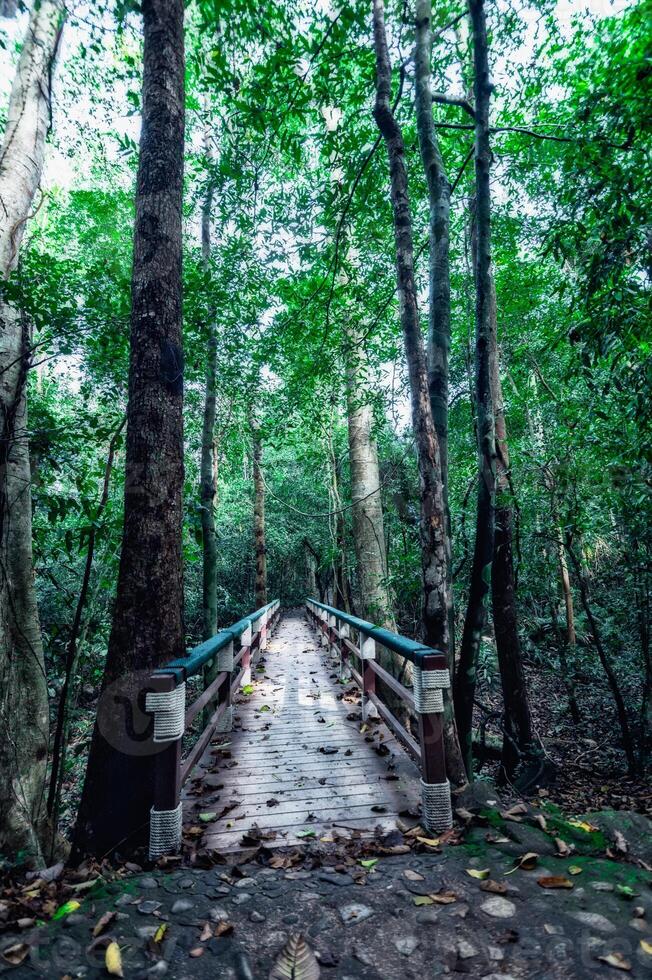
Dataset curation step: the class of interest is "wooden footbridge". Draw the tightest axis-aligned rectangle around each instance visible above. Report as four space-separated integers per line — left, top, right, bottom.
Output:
144 602 454 857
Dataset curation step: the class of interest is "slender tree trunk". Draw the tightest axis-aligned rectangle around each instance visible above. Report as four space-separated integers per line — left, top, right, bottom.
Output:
252 416 267 609
305 543 317 598
565 535 636 773
344 323 394 630
0 0 65 865
490 327 534 780
46 418 125 847
200 178 218 640
414 0 455 649
555 521 581 723
73 0 185 858
372 0 466 787
199 175 219 723
454 0 496 778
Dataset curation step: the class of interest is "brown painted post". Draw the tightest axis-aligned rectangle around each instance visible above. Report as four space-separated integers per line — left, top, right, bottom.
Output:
148 671 183 858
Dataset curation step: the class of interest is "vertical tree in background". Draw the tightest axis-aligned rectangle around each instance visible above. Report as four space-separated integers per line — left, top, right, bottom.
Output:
252 415 268 609
488 276 534 780
0 0 65 863
73 0 185 857
200 158 218 641
454 0 497 777
372 0 466 787
344 322 394 630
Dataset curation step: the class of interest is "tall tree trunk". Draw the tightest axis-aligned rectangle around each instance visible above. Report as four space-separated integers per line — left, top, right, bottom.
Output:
0 0 65 865
555 520 581 723
372 0 466 788
414 0 455 649
489 310 534 780
344 322 394 630
252 416 267 609
454 0 496 778
73 0 185 858
200 178 218 640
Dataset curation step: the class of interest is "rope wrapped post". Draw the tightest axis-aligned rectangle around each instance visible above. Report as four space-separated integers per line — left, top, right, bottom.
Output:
240 622 253 687
146 672 184 858
216 638 234 732
415 652 452 833
360 634 379 721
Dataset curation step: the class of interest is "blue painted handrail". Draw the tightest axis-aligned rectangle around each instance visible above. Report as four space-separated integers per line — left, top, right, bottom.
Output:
307 598 446 668
155 599 280 682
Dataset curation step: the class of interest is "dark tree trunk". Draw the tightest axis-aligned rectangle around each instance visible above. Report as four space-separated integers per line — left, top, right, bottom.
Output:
200 179 218 640
73 0 185 858
372 0 466 787
454 0 496 778
252 416 267 609
414 0 456 654
492 378 534 780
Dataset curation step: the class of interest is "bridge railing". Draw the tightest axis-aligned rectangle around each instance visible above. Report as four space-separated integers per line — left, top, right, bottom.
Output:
145 598 281 858
305 598 452 833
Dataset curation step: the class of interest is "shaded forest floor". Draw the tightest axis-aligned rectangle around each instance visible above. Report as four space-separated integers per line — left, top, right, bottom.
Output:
1 800 651 978
474 661 651 818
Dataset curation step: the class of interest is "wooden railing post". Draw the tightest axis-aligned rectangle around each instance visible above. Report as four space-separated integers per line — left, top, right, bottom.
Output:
259 607 268 651
338 622 350 681
414 653 452 832
360 634 378 721
318 608 328 647
146 672 184 858
240 622 253 686
216 637 234 733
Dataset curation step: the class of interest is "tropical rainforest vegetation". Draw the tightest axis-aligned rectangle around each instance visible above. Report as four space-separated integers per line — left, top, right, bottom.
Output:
0 0 649 868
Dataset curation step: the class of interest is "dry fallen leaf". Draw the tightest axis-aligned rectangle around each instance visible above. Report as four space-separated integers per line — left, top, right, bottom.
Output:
214 921 234 937
105 941 124 978
533 814 547 831
640 940 652 955
403 869 424 881
430 890 457 905
504 852 538 875
537 876 574 889
597 952 631 971
568 819 598 833
199 922 212 942
416 836 440 848
1 943 30 966
568 865 583 875
269 933 320 980
92 910 116 937
554 838 572 856
466 868 490 880
480 879 508 894
613 830 628 855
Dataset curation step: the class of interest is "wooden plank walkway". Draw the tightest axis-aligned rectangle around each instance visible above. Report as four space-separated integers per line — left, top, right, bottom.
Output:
184 610 420 851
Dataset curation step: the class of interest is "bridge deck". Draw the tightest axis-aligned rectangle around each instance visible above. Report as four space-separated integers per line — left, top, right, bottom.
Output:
185 610 420 851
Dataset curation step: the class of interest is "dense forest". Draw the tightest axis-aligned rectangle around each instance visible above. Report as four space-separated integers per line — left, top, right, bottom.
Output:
0 0 650 891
